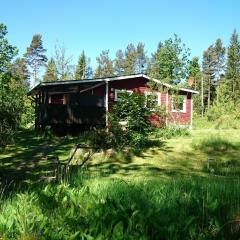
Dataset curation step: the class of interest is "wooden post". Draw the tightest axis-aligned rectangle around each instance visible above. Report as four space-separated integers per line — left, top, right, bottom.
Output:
165 89 169 126
190 93 193 129
105 80 109 128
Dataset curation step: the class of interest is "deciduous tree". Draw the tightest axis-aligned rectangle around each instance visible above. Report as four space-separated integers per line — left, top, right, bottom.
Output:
150 35 190 84
53 44 73 80
0 23 27 146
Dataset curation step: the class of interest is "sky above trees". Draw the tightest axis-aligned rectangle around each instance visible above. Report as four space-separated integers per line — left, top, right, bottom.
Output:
1 0 240 69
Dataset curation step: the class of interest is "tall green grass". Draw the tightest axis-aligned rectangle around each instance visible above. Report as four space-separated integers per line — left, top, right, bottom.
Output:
192 135 240 176
0 174 239 239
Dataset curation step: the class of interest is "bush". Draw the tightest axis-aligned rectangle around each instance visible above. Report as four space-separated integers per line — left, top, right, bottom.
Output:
106 92 154 149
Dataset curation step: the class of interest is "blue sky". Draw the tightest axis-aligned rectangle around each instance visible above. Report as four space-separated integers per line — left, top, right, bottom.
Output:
1 0 240 70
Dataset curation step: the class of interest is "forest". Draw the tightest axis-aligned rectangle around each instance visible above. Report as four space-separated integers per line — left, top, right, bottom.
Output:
0 21 240 239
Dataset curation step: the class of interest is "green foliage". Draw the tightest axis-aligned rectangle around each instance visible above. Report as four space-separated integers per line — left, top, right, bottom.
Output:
94 50 114 78
53 44 73 80
24 34 47 83
154 125 190 139
0 176 239 239
109 92 153 148
202 38 226 110
84 92 154 150
114 49 125 75
75 51 92 79
149 34 190 84
225 29 240 102
192 135 237 153
43 58 58 82
0 23 18 73
192 135 240 176
188 56 201 90
11 58 30 89
110 92 151 133
0 23 29 146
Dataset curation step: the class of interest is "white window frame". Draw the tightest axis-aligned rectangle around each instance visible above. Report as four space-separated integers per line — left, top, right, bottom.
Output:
171 95 187 113
145 92 161 106
114 89 133 101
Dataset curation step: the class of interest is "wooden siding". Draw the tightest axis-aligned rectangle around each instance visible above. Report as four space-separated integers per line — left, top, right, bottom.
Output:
37 104 105 125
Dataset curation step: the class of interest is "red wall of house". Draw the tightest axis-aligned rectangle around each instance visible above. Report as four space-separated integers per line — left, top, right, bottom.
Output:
86 77 192 126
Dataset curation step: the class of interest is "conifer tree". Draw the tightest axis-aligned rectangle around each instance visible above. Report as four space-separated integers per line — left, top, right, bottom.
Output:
202 45 217 108
114 49 125 76
124 43 137 75
43 58 58 82
188 57 201 90
225 29 240 103
24 34 47 83
214 38 225 81
94 50 114 78
75 51 93 79
135 43 148 74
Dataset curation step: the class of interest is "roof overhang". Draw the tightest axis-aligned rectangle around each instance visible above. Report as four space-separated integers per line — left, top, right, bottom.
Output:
28 74 199 95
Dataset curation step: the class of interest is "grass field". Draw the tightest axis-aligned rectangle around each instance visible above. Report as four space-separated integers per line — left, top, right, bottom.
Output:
1 129 240 181
0 129 240 239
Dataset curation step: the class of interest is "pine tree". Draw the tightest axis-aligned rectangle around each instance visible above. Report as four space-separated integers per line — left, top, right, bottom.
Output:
214 38 225 82
24 34 47 83
94 50 114 78
225 29 240 103
43 58 58 82
75 51 92 80
124 43 137 75
114 49 125 76
135 43 148 74
202 45 217 108
188 57 201 90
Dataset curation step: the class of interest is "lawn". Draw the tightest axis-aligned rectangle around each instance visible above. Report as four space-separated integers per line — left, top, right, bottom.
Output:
1 128 240 182
0 129 240 239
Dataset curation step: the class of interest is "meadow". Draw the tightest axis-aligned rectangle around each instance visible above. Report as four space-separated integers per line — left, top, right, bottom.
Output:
0 128 240 239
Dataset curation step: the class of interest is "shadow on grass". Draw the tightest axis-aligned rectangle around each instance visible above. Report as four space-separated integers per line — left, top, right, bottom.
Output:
0 130 168 184
192 136 240 176
0 129 81 183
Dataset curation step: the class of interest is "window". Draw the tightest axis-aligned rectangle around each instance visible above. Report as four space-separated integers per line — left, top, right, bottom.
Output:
145 92 160 109
171 95 187 112
114 89 133 101
49 94 65 104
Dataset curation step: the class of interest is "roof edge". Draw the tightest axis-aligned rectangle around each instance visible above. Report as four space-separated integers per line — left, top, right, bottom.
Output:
28 73 199 95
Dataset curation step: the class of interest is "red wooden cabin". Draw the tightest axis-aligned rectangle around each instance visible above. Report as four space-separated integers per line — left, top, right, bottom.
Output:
28 74 198 131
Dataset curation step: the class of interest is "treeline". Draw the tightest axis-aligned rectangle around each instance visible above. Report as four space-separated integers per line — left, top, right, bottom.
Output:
1 22 240 145
26 29 240 119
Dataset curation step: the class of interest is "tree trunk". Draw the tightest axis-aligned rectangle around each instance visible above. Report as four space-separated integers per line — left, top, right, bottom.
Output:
207 76 211 108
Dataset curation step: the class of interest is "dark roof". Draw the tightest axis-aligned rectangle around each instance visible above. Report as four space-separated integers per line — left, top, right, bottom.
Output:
28 74 199 95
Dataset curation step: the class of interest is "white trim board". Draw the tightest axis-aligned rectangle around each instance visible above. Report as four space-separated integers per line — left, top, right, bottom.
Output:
29 74 199 95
